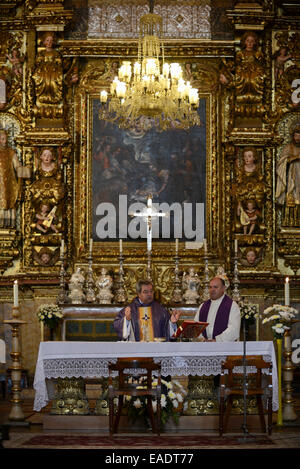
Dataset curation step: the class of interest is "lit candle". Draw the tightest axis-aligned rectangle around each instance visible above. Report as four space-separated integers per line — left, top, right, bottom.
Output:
100 90 108 103
89 238 93 253
119 239 123 254
203 238 207 255
13 280 18 308
234 238 238 254
175 238 179 254
285 277 290 306
60 239 64 256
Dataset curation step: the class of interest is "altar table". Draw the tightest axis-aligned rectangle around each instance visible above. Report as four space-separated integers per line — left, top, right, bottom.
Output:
33 340 278 412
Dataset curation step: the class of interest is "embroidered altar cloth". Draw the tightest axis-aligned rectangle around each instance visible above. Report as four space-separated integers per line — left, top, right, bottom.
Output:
33 340 278 412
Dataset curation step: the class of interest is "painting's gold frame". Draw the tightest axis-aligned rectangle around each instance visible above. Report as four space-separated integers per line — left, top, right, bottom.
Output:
73 56 223 300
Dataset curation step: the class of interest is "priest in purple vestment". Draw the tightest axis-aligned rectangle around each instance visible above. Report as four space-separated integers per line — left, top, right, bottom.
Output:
114 279 181 341
194 276 241 341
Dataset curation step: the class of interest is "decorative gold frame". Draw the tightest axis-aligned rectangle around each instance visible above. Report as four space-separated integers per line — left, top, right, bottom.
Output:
73 55 222 299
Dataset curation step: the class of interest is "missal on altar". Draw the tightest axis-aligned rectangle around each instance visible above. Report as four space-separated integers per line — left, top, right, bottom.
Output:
172 320 209 340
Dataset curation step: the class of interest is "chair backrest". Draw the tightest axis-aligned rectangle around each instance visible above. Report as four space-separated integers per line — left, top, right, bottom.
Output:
108 357 161 390
221 355 272 389
109 357 161 372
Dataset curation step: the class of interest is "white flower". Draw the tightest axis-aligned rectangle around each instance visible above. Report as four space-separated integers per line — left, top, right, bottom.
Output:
161 395 167 407
176 393 184 403
133 399 142 408
172 399 179 408
168 390 176 399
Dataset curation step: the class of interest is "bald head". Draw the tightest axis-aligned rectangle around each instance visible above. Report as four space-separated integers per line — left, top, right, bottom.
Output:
209 277 226 300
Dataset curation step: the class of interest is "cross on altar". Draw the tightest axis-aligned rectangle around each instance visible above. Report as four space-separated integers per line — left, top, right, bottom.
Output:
131 195 167 252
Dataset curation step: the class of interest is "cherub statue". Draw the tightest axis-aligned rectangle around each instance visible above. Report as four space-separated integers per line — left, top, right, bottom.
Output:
6 48 25 77
239 247 262 267
182 267 200 304
96 267 113 304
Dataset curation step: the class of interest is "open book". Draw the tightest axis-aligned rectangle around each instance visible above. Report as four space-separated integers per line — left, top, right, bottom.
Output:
172 320 209 340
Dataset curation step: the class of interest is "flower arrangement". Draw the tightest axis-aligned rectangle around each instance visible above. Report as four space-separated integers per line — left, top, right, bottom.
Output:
240 303 259 325
125 378 187 428
262 304 297 339
37 303 63 329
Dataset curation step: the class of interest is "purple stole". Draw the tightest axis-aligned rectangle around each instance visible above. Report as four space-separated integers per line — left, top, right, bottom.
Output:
199 295 233 339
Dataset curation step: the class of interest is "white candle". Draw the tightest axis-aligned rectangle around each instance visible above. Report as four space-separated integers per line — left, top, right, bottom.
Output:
285 277 290 306
234 238 238 254
41 321 44 342
175 238 179 253
119 239 123 254
89 238 93 253
13 280 18 307
60 239 64 256
203 238 207 255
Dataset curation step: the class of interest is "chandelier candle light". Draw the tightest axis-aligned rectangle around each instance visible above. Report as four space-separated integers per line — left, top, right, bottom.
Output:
99 2 200 131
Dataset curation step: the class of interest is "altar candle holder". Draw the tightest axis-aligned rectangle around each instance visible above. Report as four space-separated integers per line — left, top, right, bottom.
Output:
57 249 67 304
85 251 96 303
114 253 127 304
4 305 27 422
171 249 183 303
202 248 210 302
232 252 241 304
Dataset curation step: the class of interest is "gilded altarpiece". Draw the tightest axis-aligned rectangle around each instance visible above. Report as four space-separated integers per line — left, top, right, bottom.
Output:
0 0 299 378
73 55 222 303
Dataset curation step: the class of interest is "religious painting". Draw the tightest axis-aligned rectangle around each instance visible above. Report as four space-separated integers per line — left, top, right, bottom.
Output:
91 98 207 244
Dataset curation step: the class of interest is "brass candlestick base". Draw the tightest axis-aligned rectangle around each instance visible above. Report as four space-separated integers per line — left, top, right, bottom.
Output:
4 307 27 422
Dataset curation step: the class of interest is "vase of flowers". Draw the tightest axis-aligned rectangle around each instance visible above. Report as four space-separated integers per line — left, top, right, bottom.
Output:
37 304 64 340
262 304 297 340
124 378 186 430
262 304 297 426
240 303 259 340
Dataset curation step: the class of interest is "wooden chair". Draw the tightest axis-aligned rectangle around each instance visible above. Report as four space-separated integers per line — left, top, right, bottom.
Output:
108 357 161 437
219 355 273 436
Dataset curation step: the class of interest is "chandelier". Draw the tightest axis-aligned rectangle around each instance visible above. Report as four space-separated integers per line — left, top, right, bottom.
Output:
99 2 200 132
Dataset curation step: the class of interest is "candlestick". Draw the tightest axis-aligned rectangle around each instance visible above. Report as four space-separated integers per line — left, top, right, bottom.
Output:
13 280 18 307
41 321 44 342
60 239 64 256
234 238 238 255
119 239 123 254
285 277 290 306
203 238 207 255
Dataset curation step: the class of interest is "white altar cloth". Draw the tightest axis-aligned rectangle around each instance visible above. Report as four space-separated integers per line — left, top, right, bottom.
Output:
33 340 278 412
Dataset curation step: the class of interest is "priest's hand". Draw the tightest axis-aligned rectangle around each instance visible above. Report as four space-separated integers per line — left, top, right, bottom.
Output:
124 306 131 321
170 309 181 323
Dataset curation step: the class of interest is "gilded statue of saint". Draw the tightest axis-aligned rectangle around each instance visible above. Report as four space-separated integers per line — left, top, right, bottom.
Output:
276 123 300 226
30 147 64 206
235 31 265 118
32 32 63 118
0 128 31 227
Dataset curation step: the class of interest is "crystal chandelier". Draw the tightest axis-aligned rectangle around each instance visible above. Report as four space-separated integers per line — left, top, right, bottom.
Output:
99 2 200 132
